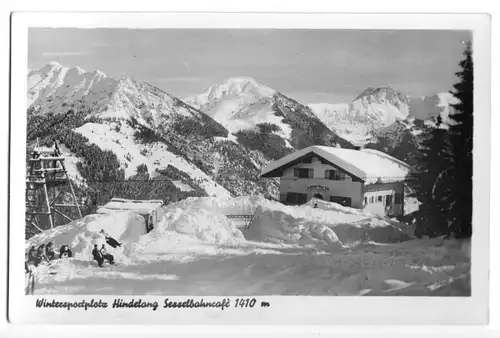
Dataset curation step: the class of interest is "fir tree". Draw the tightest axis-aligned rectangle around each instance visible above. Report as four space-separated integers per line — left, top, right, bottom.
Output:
444 42 474 238
411 42 473 238
411 117 453 237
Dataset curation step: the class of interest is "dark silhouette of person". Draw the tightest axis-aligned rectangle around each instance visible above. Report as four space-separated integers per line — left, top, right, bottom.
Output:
35 244 49 266
59 245 73 259
100 229 122 248
45 242 56 260
27 246 38 265
100 244 114 265
92 244 105 267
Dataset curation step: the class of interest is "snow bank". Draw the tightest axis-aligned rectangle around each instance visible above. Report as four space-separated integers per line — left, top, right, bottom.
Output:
245 204 410 248
134 201 246 247
26 211 146 261
171 196 412 247
154 206 245 244
245 206 343 250
171 195 270 215
404 197 421 215
26 196 469 296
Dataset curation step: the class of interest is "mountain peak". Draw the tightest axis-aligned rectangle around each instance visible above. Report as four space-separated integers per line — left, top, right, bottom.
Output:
184 76 276 111
69 65 86 76
353 86 407 102
94 69 106 76
206 76 276 98
220 76 259 86
47 61 63 68
352 87 411 113
210 76 275 97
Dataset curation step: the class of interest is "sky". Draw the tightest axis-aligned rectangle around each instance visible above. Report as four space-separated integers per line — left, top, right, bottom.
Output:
28 28 471 103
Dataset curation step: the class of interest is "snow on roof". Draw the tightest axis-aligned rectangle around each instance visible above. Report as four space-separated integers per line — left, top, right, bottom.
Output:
97 198 163 215
261 145 411 184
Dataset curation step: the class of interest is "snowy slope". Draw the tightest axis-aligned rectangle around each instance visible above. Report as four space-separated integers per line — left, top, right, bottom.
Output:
27 196 470 296
74 122 232 197
57 143 85 184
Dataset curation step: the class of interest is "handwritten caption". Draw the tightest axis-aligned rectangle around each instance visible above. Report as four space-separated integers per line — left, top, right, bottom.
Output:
35 297 270 311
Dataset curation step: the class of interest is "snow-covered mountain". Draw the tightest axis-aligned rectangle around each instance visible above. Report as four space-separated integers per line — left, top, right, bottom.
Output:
308 87 459 146
185 77 354 151
308 87 411 145
184 77 276 120
26 62 281 204
351 86 411 124
307 103 373 145
184 77 289 138
28 62 219 133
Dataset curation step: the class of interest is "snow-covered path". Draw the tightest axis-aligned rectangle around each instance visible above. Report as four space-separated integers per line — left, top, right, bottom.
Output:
32 238 470 296
26 196 470 296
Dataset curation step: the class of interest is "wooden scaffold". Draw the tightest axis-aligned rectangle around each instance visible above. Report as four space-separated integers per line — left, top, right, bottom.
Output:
25 141 82 238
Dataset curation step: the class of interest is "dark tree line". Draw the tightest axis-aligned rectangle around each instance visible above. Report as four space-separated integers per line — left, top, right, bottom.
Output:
411 43 473 239
26 109 208 229
235 123 292 161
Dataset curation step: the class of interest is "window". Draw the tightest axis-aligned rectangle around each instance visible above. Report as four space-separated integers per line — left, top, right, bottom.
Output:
370 196 374 203
286 192 308 205
325 170 348 181
394 193 403 204
377 196 382 202
294 168 313 179
330 196 352 207
364 197 368 205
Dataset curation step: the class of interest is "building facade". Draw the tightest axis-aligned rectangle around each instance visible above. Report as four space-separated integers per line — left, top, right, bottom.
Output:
261 146 410 217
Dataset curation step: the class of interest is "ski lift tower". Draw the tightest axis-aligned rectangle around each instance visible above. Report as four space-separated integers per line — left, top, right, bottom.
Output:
25 141 82 238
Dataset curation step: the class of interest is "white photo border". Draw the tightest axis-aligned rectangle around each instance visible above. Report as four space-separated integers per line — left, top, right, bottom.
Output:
9 12 491 326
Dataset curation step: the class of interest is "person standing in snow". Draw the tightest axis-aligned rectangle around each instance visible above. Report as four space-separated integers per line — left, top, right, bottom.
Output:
45 242 56 261
27 246 38 265
100 229 122 248
100 244 115 265
36 244 49 265
92 244 105 267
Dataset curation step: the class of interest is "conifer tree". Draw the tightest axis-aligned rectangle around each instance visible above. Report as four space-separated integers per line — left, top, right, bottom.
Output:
412 42 473 238
412 118 452 237
444 42 474 238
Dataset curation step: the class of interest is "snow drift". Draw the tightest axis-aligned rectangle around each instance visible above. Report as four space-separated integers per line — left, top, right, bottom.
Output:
26 196 469 296
26 211 146 261
167 196 412 247
245 198 412 247
245 206 344 249
152 204 245 244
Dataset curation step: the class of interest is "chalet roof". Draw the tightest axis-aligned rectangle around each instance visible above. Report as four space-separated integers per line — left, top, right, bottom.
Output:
260 146 412 184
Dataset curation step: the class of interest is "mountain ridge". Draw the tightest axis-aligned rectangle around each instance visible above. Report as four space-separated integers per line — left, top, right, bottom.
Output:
308 86 458 146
